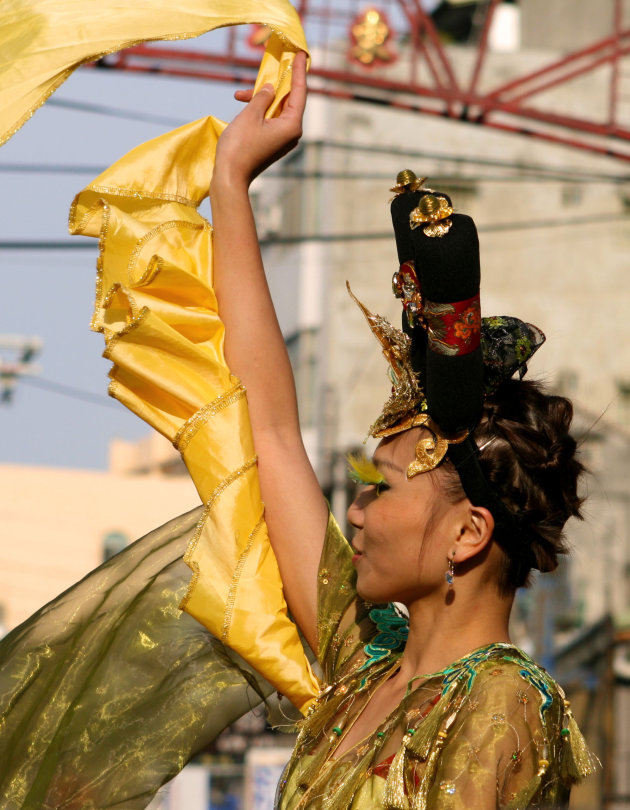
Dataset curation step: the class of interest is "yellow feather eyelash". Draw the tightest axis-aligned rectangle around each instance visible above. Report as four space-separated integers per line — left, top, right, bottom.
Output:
346 452 386 486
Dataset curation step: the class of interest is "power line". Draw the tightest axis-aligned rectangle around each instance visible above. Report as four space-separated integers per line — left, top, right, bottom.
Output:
3 163 630 186
47 97 187 127
311 139 630 184
19 376 119 409
3 122 629 182
0 163 106 175
2 211 626 251
0 240 94 250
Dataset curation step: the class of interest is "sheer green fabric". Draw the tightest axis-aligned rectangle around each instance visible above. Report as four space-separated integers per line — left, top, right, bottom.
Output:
277 515 596 810
0 510 595 810
0 507 273 810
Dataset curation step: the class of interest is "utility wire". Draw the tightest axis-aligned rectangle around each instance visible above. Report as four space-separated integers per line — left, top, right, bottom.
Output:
19 376 119 409
3 113 629 182
311 139 630 184
3 163 630 186
0 163 106 175
0 240 94 250
47 97 187 128
2 212 627 251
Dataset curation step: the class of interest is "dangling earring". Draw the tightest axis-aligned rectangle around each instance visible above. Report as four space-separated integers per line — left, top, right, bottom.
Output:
445 554 455 588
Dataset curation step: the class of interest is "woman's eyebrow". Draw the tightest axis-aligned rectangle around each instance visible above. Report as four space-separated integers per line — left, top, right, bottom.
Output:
373 457 404 474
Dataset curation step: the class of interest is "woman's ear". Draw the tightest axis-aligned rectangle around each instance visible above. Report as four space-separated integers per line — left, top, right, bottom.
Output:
454 504 495 563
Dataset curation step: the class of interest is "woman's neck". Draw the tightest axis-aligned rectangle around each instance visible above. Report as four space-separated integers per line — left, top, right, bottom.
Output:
394 582 513 683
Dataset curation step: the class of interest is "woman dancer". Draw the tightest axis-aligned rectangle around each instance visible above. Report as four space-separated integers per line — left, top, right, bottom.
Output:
206 52 595 808
0 15 595 808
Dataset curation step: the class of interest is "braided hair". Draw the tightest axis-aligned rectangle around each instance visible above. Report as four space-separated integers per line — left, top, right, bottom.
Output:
443 379 585 594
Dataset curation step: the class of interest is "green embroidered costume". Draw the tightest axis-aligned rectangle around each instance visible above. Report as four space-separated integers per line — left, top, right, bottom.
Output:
278 514 595 810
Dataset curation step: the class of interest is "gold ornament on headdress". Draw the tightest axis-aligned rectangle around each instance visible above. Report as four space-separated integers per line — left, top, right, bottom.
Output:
347 283 468 478
389 169 431 198
410 193 453 238
347 282 425 437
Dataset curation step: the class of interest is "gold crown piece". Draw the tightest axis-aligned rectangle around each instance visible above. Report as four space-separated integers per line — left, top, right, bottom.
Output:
409 193 454 237
347 283 469 476
389 170 430 196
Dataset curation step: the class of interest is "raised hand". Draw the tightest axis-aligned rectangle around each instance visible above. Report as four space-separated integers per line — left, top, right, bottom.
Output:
212 51 307 191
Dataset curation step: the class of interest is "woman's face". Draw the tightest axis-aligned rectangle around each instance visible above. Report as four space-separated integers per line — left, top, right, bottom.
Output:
347 428 465 605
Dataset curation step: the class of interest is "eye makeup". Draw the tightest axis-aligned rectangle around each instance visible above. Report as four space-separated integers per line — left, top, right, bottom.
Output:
346 452 388 489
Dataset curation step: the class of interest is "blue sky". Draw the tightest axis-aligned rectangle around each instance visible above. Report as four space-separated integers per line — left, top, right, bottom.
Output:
0 62 242 469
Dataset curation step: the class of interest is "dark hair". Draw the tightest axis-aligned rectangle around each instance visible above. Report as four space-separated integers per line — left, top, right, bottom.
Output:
443 379 585 594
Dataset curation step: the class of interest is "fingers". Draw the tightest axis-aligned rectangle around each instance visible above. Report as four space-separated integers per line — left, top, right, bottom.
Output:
234 88 254 103
246 83 276 118
284 51 308 119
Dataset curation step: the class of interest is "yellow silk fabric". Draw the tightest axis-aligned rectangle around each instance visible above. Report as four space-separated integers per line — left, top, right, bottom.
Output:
0 0 307 146
65 9 319 713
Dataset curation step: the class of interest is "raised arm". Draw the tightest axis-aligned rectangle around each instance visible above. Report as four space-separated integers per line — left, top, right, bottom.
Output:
209 53 328 653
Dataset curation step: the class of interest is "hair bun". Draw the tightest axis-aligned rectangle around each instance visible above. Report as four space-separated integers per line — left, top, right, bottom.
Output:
529 533 559 574
473 379 585 591
539 434 578 476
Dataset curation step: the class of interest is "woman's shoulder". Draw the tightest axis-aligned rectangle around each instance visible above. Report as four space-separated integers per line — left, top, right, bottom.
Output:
409 643 597 807
439 642 566 726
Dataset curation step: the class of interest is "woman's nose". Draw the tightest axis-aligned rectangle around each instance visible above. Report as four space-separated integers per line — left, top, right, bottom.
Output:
347 488 374 528
347 495 363 529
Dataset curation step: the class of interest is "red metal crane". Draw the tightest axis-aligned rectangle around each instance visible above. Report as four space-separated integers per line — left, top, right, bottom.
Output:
86 0 630 162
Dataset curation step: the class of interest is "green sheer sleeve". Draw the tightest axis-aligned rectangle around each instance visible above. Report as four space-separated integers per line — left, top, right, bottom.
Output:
421 660 569 809
0 508 274 809
315 511 375 684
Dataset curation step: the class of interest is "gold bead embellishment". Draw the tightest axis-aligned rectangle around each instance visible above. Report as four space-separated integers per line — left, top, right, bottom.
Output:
417 194 442 218
389 169 428 196
409 193 454 238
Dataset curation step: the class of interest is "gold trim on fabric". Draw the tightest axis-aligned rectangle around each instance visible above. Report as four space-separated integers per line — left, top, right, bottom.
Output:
179 456 258 610
67 196 110 332
88 184 200 208
107 378 121 401
264 24 295 46
221 514 265 642
2 17 305 147
0 66 74 147
68 193 104 238
2 29 227 147
101 282 142 321
127 220 211 277
93 200 111 331
173 383 247 453
102 308 150 359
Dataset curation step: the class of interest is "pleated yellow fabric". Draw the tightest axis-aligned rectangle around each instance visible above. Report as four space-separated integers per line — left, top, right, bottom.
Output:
0 0 308 146
63 7 319 714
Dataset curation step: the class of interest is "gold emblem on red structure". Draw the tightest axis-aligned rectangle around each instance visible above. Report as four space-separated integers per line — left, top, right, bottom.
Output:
349 8 396 67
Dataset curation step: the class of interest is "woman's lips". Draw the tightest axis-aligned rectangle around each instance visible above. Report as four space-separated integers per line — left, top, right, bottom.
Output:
352 553 362 565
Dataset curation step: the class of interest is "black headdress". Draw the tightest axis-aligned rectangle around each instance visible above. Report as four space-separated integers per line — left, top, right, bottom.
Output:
352 171 544 544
